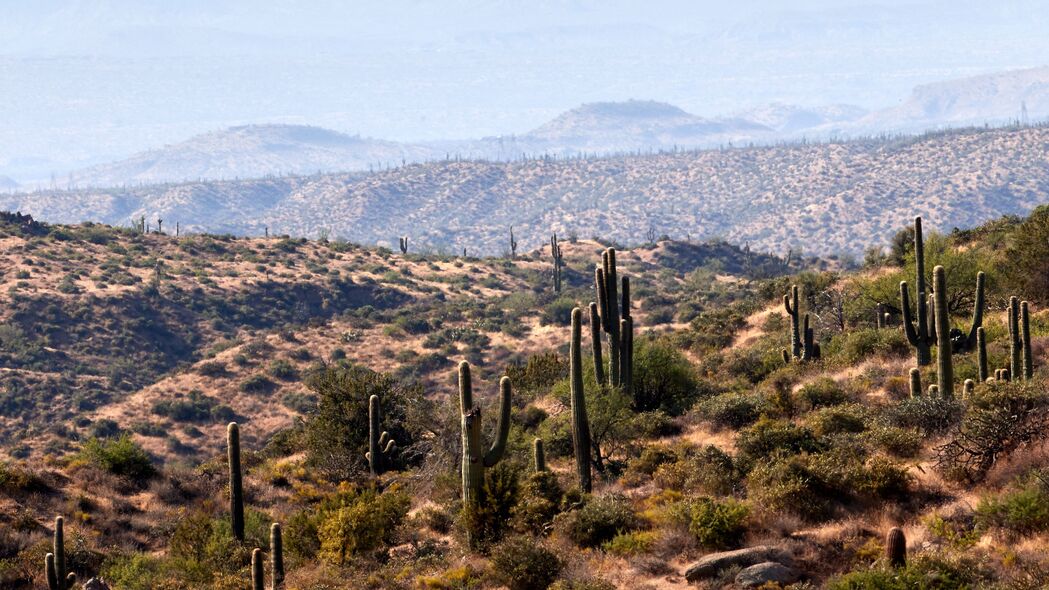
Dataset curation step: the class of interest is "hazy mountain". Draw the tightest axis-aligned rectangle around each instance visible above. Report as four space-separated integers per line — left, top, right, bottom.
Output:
735 103 868 133
69 125 436 188
7 123 1048 256
0 176 19 192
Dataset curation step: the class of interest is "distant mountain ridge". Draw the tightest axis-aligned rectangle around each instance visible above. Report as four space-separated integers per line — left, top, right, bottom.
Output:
6 122 1049 257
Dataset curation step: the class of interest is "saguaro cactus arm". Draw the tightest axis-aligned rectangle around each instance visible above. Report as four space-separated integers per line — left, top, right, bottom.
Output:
228 422 245 542
963 271 985 350
570 307 592 493
933 266 954 397
483 377 512 467
588 302 606 385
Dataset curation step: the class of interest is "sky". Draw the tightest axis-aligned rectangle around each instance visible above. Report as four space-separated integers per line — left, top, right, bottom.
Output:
2 0 1048 180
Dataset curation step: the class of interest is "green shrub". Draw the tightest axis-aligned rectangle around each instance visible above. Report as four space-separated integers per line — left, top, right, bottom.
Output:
795 377 848 411
268 359 299 381
317 487 411 565
735 418 822 466
822 327 909 365
557 494 639 548
489 536 563 590
653 445 739 496
827 554 988 589
697 392 764 429
463 462 521 546
886 395 963 436
513 470 565 533
548 580 616 590
602 530 657 556
807 404 868 437
676 497 749 549
77 434 156 480
629 338 700 414
976 472 1049 535
867 426 922 458
239 374 276 394
540 296 576 327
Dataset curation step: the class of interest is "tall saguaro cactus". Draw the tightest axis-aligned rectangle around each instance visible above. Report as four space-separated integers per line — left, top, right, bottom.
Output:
901 216 934 366
570 307 593 493
602 249 622 386
1008 297 1021 382
588 302 605 385
509 226 518 259
228 422 245 542
270 523 285 590
365 395 396 476
977 327 988 382
1021 300 1034 380
533 438 546 472
550 234 564 292
457 362 512 512
399 236 408 254
45 516 75 590
783 285 820 362
933 266 954 397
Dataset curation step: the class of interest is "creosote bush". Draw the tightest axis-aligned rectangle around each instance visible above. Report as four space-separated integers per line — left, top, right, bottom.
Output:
489 536 563 590
556 494 639 548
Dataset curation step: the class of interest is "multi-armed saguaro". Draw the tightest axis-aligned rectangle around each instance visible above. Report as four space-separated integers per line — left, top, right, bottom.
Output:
570 307 592 493
399 236 408 254
1008 297 1035 381
457 361 512 532
592 247 635 395
45 516 75 590
365 395 396 476
550 233 564 292
783 284 819 363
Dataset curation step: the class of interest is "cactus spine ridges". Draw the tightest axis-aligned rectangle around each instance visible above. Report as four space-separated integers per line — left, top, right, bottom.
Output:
533 438 546 472
366 395 396 476
1021 301 1034 380
933 266 954 397
900 217 934 366
251 548 264 590
909 368 922 398
570 308 593 493
886 527 907 568
977 327 988 383
457 362 512 513
228 422 245 542
46 516 75 590
270 523 284 590
550 234 564 292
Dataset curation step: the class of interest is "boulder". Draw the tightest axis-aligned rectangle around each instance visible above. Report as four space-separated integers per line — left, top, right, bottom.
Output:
684 546 790 582
736 562 801 588
83 579 112 590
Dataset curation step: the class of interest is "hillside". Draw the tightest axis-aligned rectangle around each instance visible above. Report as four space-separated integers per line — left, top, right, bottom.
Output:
6 123 1049 257
67 125 437 188
0 208 1048 588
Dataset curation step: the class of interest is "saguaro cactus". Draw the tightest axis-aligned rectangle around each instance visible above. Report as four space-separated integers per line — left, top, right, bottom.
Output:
533 438 546 472
270 523 284 590
1008 297 1021 382
909 368 922 398
886 527 907 568
963 379 975 397
933 266 954 397
228 422 245 542
399 236 408 254
977 327 988 382
457 362 512 510
365 395 396 476
550 234 564 292
46 517 75 590
251 548 264 590
900 217 934 366
955 271 985 352
1021 301 1034 380
784 285 819 362
570 307 593 493
509 226 518 259
602 249 622 386
588 302 605 385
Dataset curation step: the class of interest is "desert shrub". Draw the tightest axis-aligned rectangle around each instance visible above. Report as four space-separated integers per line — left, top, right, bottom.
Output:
514 470 565 533
629 338 700 414
975 471 1049 535
696 392 764 429
886 395 964 436
196 361 228 377
540 296 576 327
505 352 567 400
239 374 275 394
0 463 47 495
268 359 299 381
807 404 868 437
602 530 657 556
76 435 156 480
794 377 848 411
627 445 678 478
823 327 910 365
653 445 739 496
393 315 431 334
304 365 429 478
735 418 822 466
827 554 989 589
99 553 169 590
867 426 923 458
557 494 639 548
489 536 563 590
633 410 681 438
1003 204 1049 304
417 565 485 590
936 383 1049 483
152 390 234 423
463 462 521 547
673 496 749 549
316 486 411 565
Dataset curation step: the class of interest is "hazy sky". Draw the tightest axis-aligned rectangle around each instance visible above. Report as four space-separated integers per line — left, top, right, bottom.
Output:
2 0 1048 179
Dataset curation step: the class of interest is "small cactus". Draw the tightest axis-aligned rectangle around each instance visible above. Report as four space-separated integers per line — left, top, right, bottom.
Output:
251 548 264 590
228 422 245 542
365 395 396 476
533 438 546 472
928 384 940 396
270 523 284 590
550 234 564 292
886 527 907 568
571 307 593 493
908 368 922 398
963 379 975 397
